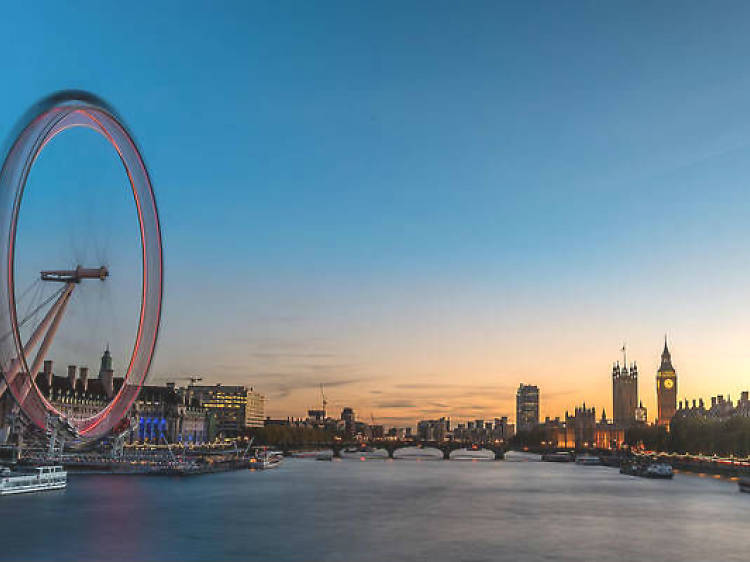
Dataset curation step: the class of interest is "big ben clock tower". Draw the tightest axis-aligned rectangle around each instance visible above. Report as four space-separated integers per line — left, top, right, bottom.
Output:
656 337 677 428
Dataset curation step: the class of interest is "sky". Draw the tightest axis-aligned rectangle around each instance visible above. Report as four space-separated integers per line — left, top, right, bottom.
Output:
2 1 750 427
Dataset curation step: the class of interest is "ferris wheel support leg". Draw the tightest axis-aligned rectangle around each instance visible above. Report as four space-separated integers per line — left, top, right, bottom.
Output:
15 284 75 406
0 283 75 400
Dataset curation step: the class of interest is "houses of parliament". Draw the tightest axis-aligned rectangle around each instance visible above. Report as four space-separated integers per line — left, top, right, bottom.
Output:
612 338 677 429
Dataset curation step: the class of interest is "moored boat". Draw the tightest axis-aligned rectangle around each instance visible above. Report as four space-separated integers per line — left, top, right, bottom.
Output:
541 451 574 463
599 454 622 467
0 465 67 495
620 461 673 479
644 462 673 479
575 455 602 466
251 448 284 469
738 477 750 493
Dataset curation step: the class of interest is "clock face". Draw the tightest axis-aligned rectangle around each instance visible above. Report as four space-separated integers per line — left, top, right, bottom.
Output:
664 378 674 389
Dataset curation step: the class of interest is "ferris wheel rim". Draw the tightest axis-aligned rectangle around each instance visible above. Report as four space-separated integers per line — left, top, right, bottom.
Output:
0 90 163 439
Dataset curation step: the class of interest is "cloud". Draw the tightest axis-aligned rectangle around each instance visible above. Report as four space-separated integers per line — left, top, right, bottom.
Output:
375 400 416 409
248 352 339 360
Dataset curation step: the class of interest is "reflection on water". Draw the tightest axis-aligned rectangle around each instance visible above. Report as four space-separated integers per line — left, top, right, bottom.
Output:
0 453 746 561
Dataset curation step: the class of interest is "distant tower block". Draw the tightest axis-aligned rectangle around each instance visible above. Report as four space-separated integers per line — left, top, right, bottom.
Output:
516 383 540 432
656 337 678 428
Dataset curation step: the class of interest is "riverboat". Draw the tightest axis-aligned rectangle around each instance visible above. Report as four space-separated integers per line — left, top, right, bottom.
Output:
251 449 283 469
315 449 334 461
575 455 602 466
0 465 67 495
339 446 389 460
541 451 574 463
738 477 750 493
599 454 622 468
620 461 673 479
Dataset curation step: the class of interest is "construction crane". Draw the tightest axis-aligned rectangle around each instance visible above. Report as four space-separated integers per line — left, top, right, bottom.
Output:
320 383 327 413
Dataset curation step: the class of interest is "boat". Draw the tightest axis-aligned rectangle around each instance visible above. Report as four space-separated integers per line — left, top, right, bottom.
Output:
449 447 494 461
620 461 673 479
290 451 322 459
738 477 750 493
599 454 623 467
643 463 673 479
251 448 283 469
393 446 443 460
575 454 602 466
0 465 67 495
541 451 574 463
339 446 389 460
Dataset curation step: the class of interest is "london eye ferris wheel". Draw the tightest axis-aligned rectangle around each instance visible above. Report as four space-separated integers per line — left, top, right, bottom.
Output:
0 91 163 440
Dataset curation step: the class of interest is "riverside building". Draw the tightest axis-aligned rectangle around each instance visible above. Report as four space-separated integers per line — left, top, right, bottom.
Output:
185 384 265 437
31 348 213 444
674 391 750 421
542 405 624 449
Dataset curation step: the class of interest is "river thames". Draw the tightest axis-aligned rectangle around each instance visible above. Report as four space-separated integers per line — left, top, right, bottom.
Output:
0 452 746 561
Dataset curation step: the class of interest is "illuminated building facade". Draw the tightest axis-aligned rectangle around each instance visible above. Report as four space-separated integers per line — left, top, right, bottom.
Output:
516 383 540 432
245 388 265 428
185 384 253 437
134 383 211 444
543 405 624 449
634 401 648 424
656 339 677 428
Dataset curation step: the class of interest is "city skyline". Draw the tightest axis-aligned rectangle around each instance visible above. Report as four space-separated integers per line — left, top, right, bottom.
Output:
3 5 750 429
155 336 744 430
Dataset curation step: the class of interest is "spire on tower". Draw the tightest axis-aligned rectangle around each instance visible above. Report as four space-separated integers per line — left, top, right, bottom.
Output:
660 335 674 371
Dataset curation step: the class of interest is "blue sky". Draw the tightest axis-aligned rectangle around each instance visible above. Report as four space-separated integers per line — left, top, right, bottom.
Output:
3 2 750 424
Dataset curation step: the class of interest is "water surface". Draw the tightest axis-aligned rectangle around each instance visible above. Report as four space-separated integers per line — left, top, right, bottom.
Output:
0 453 745 561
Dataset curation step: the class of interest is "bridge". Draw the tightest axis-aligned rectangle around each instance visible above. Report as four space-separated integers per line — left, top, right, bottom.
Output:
284 440 508 460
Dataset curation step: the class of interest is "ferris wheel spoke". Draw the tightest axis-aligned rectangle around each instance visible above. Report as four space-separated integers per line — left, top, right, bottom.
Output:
15 283 75 406
0 283 75 398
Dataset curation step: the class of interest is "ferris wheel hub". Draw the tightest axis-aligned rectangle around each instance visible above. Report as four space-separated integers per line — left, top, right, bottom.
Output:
40 266 109 283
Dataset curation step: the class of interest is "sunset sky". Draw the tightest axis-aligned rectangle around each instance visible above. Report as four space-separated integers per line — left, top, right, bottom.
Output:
3 2 750 427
